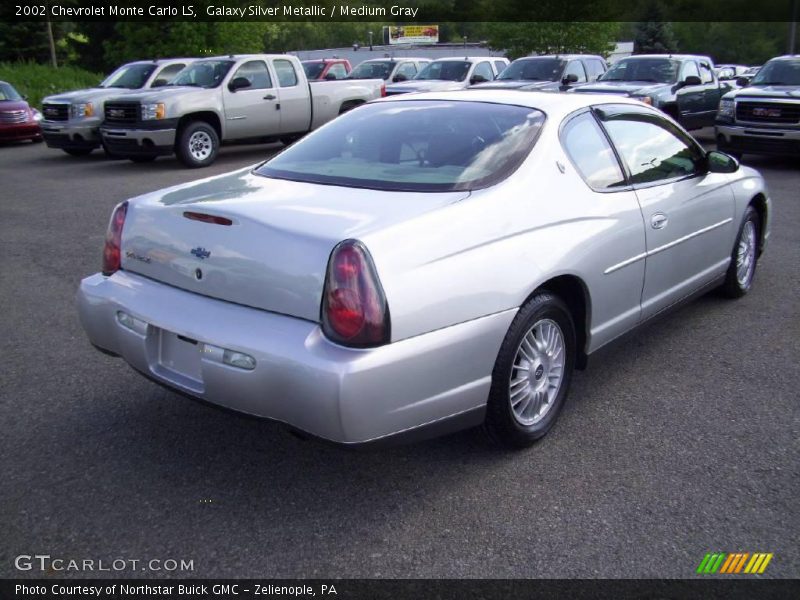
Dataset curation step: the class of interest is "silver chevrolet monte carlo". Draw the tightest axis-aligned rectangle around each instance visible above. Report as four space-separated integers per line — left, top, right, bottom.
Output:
77 90 770 448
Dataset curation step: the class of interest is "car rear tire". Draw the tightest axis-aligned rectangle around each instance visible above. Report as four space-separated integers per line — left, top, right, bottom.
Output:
176 121 219 168
721 205 760 298
63 148 92 157
484 292 576 449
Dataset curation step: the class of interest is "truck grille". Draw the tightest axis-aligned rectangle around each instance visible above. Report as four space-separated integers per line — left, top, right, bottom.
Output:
0 109 28 124
104 101 139 125
42 103 69 121
736 101 800 125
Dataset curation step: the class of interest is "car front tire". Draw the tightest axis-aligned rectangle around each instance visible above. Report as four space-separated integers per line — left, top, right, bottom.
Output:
484 292 576 449
721 205 760 298
176 121 219 168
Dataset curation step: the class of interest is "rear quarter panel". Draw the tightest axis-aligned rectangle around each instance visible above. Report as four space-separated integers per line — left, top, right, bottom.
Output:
309 79 383 128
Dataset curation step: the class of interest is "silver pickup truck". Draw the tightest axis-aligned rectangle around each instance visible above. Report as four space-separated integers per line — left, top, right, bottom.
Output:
100 54 386 167
41 58 194 156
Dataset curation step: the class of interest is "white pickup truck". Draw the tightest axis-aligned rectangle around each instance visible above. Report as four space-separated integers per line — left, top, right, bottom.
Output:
100 54 386 167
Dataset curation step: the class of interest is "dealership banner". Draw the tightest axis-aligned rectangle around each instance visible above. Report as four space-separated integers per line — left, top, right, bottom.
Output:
2 579 800 599
385 25 439 45
1 0 796 22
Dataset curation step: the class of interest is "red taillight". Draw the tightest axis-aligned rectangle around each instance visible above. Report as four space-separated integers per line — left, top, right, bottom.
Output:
183 211 233 226
380 83 386 97
102 201 128 276
321 240 389 347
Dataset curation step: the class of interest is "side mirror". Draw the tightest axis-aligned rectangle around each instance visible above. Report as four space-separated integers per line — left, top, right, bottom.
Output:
682 75 702 87
736 76 750 87
324 72 337 81
706 150 739 173
469 74 488 85
151 78 169 88
561 73 579 85
392 73 408 82
228 77 251 92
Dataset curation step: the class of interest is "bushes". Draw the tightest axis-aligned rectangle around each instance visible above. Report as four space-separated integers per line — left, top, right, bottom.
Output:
0 62 104 108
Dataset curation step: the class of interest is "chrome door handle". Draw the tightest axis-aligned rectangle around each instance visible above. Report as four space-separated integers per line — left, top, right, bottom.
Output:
651 213 668 229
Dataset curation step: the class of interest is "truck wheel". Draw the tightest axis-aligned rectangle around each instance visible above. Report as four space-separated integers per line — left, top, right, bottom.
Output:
63 148 92 157
176 121 219 168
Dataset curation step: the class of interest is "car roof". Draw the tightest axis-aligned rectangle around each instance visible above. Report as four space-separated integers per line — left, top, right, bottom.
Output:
361 57 431 63
768 54 800 61
515 54 604 61
376 88 649 118
429 56 506 63
301 58 348 63
128 58 195 65
622 54 712 62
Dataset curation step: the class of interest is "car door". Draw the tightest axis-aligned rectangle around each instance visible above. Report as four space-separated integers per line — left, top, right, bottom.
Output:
223 59 281 140
271 58 312 135
698 60 720 125
596 104 735 320
559 109 647 349
676 60 705 128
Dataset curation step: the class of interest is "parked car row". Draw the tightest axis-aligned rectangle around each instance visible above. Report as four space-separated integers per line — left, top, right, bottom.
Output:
5 52 798 166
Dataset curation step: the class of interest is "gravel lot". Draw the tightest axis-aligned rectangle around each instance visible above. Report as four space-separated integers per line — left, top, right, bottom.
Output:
1 131 798 579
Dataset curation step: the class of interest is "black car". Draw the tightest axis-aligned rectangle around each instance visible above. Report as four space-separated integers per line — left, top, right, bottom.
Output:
472 54 607 92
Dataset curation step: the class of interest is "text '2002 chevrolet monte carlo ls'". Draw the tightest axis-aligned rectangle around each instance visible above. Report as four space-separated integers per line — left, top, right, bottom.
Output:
77 90 770 448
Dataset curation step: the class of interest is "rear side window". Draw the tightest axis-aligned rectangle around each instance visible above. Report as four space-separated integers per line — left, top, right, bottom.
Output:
274 59 298 87
585 59 606 81
257 100 546 192
494 60 508 75
327 63 348 79
561 112 625 190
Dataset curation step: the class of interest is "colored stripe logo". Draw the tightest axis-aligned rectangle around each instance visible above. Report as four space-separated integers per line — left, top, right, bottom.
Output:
697 552 773 574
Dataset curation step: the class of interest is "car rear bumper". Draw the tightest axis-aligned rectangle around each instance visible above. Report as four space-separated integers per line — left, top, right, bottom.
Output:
41 121 100 149
100 126 176 156
77 271 513 445
715 123 800 156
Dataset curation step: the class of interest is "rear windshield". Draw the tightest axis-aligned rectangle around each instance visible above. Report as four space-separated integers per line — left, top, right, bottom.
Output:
256 100 546 192
349 60 394 80
302 62 326 80
414 61 471 82
498 58 566 81
100 63 157 89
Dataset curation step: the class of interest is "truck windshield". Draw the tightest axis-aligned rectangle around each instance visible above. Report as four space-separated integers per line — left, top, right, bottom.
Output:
750 60 800 86
0 82 23 101
100 63 157 89
302 62 326 80
256 100 546 192
600 58 680 84
414 61 471 82
349 61 394 80
497 58 566 81
169 60 234 88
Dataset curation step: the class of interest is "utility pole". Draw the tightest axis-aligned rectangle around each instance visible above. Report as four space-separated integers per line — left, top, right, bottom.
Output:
46 18 57 68
790 0 798 54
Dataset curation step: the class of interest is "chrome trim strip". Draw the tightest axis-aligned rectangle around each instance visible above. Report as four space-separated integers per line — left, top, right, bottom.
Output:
226 116 246 121
604 218 733 275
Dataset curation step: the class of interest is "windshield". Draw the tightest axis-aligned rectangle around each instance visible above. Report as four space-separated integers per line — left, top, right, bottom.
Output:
256 100 546 192
498 58 566 81
750 59 800 86
0 82 23 101
414 61 471 82
169 60 234 88
100 63 157 89
302 62 326 80
349 60 394 80
600 58 680 83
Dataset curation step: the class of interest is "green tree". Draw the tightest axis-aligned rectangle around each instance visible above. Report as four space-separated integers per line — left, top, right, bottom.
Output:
484 22 620 60
673 22 788 65
634 2 678 54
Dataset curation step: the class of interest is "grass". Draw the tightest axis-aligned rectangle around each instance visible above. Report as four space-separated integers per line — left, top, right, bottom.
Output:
0 62 104 108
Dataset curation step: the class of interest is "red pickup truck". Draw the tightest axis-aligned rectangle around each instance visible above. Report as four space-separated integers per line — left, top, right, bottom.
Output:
301 59 352 81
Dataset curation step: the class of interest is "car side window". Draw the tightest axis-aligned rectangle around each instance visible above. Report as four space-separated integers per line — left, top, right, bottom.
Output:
599 110 705 185
327 63 348 79
231 60 272 89
155 63 185 83
473 61 494 81
681 61 700 81
396 62 417 79
585 59 606 81
699 62 714 83
564 60 587 82
494 60 508 75
273 59 298 87
561 112 626 190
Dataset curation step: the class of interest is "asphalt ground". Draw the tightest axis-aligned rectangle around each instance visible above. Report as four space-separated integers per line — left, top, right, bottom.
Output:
1 130 798 579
